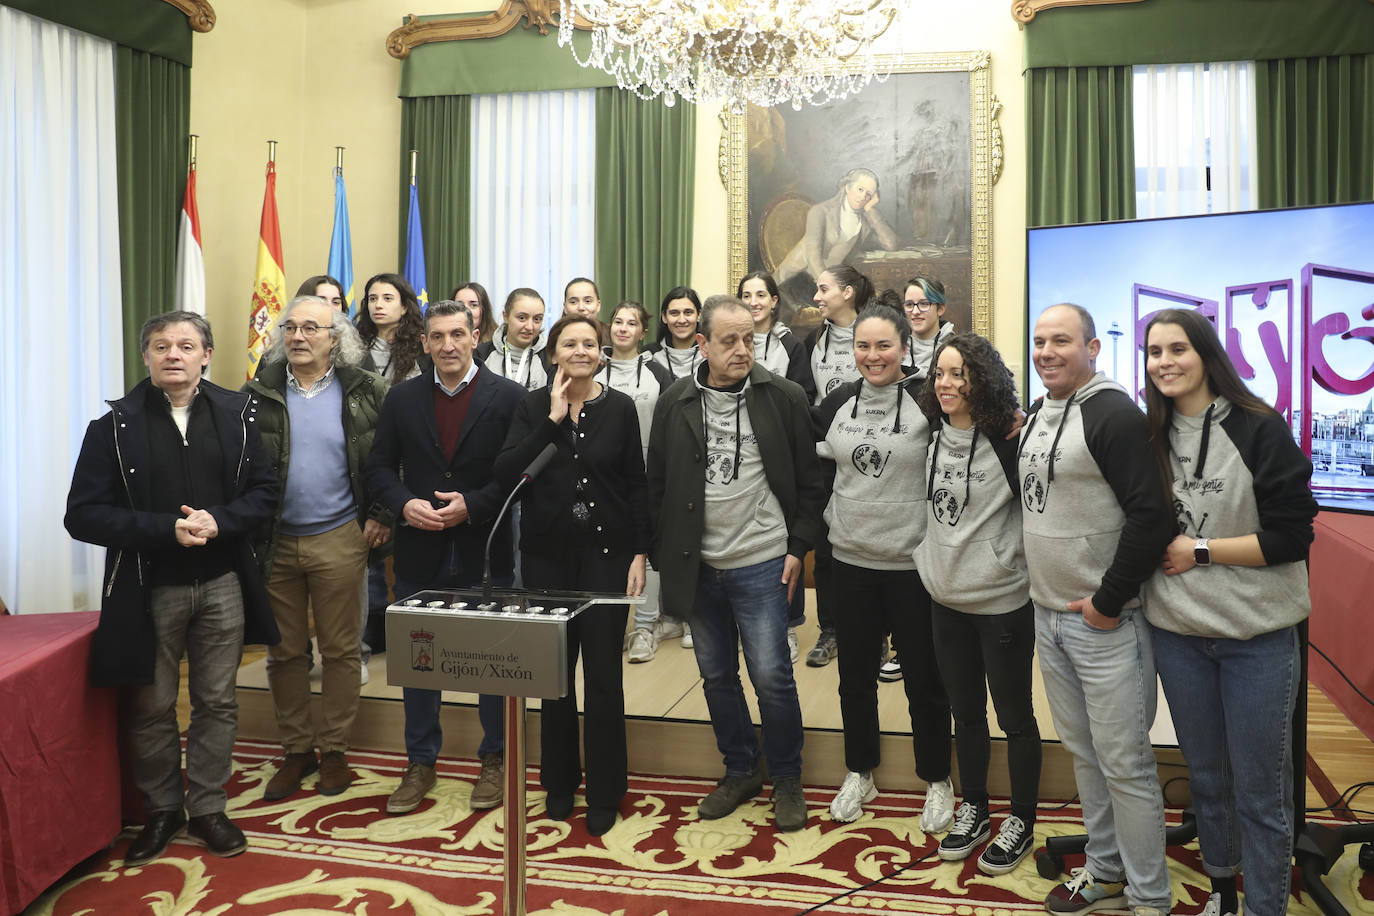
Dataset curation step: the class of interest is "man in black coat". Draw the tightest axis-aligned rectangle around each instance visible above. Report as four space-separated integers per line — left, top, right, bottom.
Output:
365 299 525 815
65 311 280 866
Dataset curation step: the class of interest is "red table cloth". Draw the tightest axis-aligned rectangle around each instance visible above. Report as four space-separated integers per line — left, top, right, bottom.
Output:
1308 512 1374 743
0 612 119 915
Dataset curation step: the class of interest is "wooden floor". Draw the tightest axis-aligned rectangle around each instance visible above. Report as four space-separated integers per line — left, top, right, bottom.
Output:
209 590 1374 810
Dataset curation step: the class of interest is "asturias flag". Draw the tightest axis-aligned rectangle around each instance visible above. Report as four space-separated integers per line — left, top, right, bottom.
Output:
328 171 355 318
173 163 205 316
405 181 428 312
247 159 286 380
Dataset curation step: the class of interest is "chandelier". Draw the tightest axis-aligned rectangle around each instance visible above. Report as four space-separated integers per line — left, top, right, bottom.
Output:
556 0 902 111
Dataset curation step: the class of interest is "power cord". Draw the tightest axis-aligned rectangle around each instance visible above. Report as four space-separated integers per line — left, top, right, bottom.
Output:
1309 641 1374 708
794 844 939 915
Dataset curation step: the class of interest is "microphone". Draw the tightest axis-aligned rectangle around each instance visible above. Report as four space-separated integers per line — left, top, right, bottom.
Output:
482 442 557 601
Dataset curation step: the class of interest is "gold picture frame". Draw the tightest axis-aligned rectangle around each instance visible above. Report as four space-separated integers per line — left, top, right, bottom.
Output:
723 51 1000 338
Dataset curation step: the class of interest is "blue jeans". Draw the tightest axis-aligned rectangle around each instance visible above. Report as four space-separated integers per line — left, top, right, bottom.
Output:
395 573 505 765
691 556 803 780
1151 624 1299 916
1035 603 1170 912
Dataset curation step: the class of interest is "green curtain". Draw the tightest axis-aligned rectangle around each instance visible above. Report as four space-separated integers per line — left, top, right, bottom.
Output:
115 46 189 387
399 95 471 301
1256 54 1374 208
1 0 191 64
593 89 695 319
1026 66 1135 227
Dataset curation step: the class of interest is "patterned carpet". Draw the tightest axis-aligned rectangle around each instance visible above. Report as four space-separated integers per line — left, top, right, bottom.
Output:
25 739 1374 915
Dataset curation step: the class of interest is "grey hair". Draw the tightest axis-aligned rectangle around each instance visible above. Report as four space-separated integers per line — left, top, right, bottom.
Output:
839 167 880 193
425 299 474 331
699 294 751 340
141 310 214 352
263 295 367 368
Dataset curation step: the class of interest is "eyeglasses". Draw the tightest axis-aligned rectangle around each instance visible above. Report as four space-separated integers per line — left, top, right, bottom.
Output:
281 322 332 338
904 300 934 313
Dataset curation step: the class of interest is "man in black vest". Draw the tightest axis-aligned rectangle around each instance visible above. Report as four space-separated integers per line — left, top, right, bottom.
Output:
366 299 525 815
66 311 279 865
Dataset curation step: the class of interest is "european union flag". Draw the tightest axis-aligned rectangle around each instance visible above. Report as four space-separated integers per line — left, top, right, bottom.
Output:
405 182 428 312
327 172 355 318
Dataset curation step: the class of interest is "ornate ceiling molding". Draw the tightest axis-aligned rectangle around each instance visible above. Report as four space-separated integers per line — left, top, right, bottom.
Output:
387 2 590 59
1011 0 1145 25
160 0 216 32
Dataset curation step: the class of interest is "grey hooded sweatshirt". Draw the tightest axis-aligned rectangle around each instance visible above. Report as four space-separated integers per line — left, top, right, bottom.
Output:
695 369 789 568
599 351 672 461
807 319 859 405
1018 372 1172 616
904 320 955 380
814 376 929 570
479 324 548 390
1143 396 1316 639
917 422 1028 614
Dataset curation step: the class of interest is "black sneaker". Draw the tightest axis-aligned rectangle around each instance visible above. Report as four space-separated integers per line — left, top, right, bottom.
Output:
977 815 1033 875
698 770 764 819
124 809 186 866
937 801 990 861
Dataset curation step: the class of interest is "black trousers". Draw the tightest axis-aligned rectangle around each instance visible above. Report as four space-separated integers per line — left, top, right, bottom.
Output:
522 543 631 810
930 600 1041 822
831 559 951 782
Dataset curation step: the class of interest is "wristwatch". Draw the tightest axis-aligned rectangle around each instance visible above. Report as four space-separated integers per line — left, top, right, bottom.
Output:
1193 537 1211 567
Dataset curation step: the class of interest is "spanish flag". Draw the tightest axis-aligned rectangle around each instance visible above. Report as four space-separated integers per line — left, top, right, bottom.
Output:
247 159 286 379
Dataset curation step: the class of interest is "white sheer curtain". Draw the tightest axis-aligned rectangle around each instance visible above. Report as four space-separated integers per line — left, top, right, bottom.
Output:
1134 61 1258 217
470 90 596 325
0 8 125 613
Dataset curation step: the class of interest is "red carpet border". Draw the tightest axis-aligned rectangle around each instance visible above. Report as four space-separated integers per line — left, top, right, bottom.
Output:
25 739 1374 915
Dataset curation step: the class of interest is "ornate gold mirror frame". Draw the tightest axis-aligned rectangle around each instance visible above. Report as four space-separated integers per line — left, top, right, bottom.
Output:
723 51 1001 338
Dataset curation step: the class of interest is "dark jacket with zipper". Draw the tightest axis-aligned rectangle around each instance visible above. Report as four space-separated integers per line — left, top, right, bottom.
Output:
646 363 824 621
242 360 389 574
65 378 280 687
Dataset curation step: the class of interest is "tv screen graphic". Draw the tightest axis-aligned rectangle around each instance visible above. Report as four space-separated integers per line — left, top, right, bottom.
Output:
1026 201 1374 514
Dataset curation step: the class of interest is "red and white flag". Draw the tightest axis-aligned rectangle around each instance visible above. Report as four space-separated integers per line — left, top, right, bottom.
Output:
173 164 205 315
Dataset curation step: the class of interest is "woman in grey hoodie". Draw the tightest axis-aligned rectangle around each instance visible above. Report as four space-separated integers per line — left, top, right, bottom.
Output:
915 332 1041 877
474 287 549 390
813 304 954 833
1142 309 1317 916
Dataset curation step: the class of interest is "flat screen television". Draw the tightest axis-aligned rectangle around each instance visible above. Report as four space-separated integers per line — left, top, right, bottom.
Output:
1026 200 1374 514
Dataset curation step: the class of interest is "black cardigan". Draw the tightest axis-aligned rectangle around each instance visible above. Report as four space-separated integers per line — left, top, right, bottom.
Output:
495 384 650 556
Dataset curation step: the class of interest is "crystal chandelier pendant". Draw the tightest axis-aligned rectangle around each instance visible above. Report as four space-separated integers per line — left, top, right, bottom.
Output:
557 0 900 111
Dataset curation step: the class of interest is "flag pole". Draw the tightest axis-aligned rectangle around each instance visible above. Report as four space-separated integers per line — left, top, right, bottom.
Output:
335 145 344 177
188 134 198 169
268 139 277 164
409 149 417 187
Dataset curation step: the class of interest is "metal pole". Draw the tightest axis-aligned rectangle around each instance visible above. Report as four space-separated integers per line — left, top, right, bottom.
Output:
188 134 198 169
502 695 526 916
267 139 277 164
335 145 344 175
409 149 418 187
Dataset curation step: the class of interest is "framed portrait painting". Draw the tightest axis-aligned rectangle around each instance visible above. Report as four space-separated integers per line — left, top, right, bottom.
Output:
724 51 1001 337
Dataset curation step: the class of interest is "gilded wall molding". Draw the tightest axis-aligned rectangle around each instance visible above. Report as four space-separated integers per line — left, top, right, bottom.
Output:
160 0 215 32
1011 0 1145 25
387 2 590 59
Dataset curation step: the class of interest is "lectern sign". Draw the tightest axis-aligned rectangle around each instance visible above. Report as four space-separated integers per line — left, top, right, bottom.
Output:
385 589 641 700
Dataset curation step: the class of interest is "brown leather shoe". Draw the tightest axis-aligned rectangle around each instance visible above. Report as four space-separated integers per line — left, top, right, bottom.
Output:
387 762 437 814
318 750 354 796
470 752 504 810
265 751 319 801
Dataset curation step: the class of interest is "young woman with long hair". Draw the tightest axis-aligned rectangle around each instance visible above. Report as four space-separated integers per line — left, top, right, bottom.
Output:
1141 308 1317 916
451 282 498 344
495 314 648 838
915 332 1042 876
738 270 814 402
649 286 703 382
813 303 954 834
357 273 425 385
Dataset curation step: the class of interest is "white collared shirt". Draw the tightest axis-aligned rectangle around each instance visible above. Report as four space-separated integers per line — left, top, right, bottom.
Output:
435 360 478 398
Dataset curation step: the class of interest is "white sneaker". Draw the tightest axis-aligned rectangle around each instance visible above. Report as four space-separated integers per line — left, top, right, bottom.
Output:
680 622 693 649
788 627 799 664
360 662 370 686
828 770 877 822
919 778 955 833
1198 895 1238 916
626 627 658 663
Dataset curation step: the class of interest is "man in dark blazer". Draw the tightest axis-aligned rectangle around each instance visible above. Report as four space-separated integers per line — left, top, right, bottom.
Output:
365 299 525 815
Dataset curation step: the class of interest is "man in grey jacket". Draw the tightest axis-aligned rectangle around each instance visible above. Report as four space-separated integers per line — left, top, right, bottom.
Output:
646 295 825 832
1020 304 1174 916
